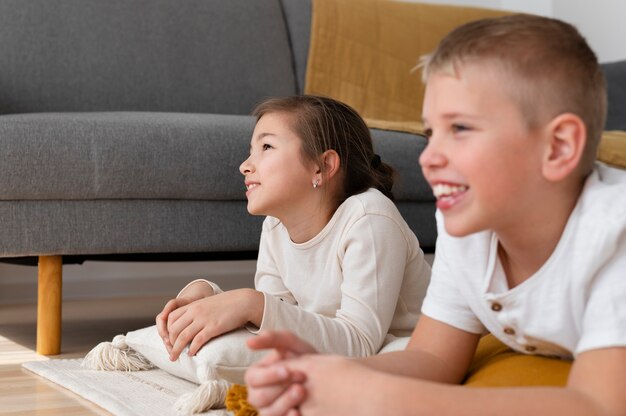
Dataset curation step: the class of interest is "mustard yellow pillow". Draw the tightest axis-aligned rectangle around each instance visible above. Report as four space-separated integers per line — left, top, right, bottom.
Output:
463 334 571 387
598 131 626 169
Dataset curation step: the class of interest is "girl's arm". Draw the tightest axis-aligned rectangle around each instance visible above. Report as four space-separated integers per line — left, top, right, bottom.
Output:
256 215 428 357
163 220 292 361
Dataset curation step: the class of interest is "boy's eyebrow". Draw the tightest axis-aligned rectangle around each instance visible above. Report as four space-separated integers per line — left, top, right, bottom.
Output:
423 112 482 123
445 111 484 120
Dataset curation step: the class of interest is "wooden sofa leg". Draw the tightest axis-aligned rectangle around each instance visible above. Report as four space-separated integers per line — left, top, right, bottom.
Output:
36 255 63 355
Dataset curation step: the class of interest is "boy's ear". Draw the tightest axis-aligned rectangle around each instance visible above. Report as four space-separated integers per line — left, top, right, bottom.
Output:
315 150 341 181
541 113 587 182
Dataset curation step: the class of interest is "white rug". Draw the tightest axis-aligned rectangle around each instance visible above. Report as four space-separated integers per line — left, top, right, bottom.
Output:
22 359 232 416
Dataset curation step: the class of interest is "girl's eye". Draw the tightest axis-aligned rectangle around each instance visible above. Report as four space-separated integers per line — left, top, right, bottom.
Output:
422 128 433 139
262 143 273 151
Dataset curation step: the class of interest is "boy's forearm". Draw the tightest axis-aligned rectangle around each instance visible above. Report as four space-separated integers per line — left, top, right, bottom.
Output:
368 375 608 416
357 349 465 384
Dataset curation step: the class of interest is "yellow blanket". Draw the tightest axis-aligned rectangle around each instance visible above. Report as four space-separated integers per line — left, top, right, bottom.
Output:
305 0 508 124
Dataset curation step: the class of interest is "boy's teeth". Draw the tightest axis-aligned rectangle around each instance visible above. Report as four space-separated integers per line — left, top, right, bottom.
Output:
247 184 258 190
432 184 468 198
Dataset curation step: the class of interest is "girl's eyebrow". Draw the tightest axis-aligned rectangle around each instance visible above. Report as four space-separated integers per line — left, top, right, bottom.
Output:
255 132 276 141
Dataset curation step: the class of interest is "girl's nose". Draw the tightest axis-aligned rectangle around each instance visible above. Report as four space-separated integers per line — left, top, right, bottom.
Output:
239 157 254 175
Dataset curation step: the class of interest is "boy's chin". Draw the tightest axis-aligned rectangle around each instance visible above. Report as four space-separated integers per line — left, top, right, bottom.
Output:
443 217 482 238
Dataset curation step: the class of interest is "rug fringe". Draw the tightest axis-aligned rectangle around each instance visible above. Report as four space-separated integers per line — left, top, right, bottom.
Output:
174 379 231 415
81 334 154 372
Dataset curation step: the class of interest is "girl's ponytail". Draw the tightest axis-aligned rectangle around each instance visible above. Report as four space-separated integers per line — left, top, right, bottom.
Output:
371 156 395 201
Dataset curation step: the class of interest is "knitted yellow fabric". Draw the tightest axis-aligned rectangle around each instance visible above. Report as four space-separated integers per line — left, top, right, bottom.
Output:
305 0 509 124
225 384 258 416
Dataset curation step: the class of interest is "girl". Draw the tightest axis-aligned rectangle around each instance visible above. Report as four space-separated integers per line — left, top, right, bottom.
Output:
156 95 431 363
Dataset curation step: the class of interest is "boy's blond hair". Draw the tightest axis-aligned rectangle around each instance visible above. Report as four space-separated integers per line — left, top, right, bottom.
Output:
421 14 607 175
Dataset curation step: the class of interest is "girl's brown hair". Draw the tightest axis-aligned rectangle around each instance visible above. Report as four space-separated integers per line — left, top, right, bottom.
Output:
253 95 395 202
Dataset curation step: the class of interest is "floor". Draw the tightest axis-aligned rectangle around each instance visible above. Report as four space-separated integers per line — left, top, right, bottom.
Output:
0 295 171 415
0 255 434 415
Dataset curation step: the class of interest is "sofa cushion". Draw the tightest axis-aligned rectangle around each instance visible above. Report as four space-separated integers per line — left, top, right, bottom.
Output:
0 112 255 200
0 199 263 257
0 0 297 115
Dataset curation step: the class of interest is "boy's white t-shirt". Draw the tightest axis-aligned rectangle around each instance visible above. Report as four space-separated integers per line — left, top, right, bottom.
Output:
422 163 626 358
252 188 432 357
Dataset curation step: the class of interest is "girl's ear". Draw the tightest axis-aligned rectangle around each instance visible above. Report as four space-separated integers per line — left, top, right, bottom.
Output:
315 150 341 184
542 113 587 182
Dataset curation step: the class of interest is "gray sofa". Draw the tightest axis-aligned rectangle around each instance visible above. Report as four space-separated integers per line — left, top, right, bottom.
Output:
0 0 437 354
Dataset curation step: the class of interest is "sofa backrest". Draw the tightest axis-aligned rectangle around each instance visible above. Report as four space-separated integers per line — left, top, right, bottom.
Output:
602 61 626 131
0 0 298 115
280 0 312 94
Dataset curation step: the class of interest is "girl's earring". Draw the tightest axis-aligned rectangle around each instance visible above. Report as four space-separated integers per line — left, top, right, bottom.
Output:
313 179 320 188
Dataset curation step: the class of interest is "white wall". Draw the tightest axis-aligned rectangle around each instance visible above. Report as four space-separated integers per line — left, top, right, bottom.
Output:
410 0 626 63
553 0 626 63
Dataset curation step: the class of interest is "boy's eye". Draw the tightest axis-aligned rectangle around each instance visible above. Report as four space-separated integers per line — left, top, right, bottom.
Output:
262 143 273 151
422 128 433 139
451 124 470 133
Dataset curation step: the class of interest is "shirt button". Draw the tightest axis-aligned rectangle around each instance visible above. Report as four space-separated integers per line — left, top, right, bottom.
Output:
491 302 502 312
503 327 515 335
525 345 537 353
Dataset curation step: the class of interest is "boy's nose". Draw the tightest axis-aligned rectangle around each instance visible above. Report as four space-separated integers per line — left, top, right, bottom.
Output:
419 140 447 171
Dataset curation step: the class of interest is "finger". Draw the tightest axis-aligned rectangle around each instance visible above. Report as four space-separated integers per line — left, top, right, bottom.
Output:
254 350 283 367
245 363 290 388
167 303 187 328
246 383 290 410
257 383 306 416
289 370 307 383
248 330 317 355
156 299 179 339
169 320 198 361
187 328 213 356
166 306 191 347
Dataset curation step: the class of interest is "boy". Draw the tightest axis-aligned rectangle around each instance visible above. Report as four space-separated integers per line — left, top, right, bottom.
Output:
243 14 626 416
